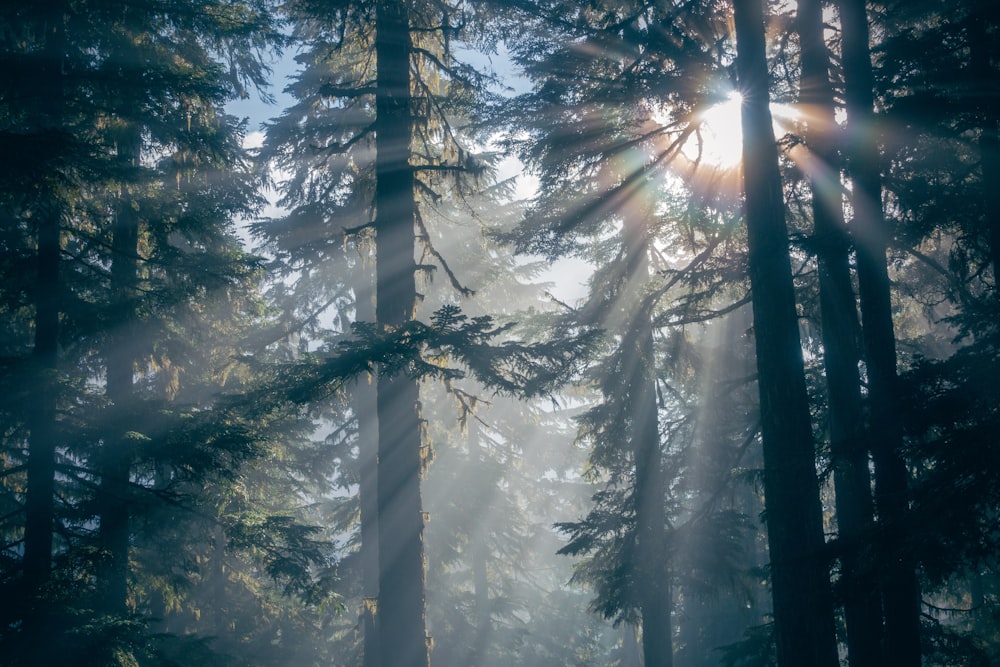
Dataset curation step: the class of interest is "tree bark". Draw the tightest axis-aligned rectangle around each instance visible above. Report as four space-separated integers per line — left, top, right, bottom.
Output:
23 197 60 600
374 1 429 665
97 125 142 617
355 258 381 667
796 2 882 664
837 0 922 664
732 1 839 665
22 7 67 606
622 206 672 667
968 6 1000 288
468 418 492 666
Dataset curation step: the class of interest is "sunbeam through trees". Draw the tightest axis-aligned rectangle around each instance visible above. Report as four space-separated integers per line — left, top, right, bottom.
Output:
2 0 1000 666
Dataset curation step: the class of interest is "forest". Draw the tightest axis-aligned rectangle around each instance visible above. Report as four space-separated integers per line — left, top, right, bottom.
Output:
1 0 998 665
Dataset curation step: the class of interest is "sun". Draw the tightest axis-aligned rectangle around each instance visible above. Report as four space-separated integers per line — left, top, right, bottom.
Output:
682 92 745 169
678 92 803 174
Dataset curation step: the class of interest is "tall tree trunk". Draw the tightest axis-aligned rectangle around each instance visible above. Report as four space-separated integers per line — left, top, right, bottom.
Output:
622 206 672 667
355 257 380 667
968 6 1000 287
23 6 67 608
622 624 642 667
468 418 492 666
796 2 882 665
471 541 490 660
23 198 60 600
732 1 839 665
97 126 142 616
374 2 429 666
837 1 922 664
210 523 227 637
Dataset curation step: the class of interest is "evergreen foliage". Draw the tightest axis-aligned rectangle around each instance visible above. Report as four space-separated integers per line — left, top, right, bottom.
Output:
1 0 999 665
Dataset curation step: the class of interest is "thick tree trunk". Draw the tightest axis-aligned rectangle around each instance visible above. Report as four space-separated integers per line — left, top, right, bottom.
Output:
622 207 672 667
374 2 429 666
796 2 882 665
732 1 839 665
837 1 922 664
97 127 142 616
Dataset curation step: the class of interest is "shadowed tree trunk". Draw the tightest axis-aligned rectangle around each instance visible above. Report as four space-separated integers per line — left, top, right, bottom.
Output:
622 204 672 667
23 4 67 609
374 1 429 665
97 126 142 617
355 258 380 667
467 418 493 666
23 199 60 601
837 1 922 664
732 0 839 664
968 6 1000 287
796 2 882 664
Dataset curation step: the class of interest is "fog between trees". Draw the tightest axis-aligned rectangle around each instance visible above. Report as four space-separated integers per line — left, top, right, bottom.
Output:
2 1 999 665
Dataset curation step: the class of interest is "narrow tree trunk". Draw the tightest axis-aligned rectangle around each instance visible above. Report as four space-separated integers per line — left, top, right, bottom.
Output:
211 523 227 637
796 2 882 664
97 126 142 616
374 2 429 665
622 206 672 667
23 197 60 599
837 1 922 664
732 1 839 665
968 8 1000 287
355 258 380 667
622 624 642 667
470 519 491 663
468 417 492 666
22 8 67 607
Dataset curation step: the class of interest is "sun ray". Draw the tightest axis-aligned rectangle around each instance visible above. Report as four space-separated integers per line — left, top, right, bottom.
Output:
683 92 746 169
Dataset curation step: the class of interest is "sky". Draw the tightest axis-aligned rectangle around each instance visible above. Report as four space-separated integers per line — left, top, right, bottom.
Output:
224 42 596 304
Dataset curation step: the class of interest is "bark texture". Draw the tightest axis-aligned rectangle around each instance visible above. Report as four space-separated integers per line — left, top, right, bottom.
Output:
797 2 882 664
374 1 429 665
969 8 1000 286
622 206 672 667
97 126 142 616
355 262 381 667
733 1 839 664
837 0 922 664
23 7 66 605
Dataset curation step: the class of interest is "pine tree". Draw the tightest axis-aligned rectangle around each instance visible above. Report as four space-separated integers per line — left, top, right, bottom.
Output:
498 3 774 663
0 0 288 661
795 1 882 663
837 0 923 662
732 0 838 663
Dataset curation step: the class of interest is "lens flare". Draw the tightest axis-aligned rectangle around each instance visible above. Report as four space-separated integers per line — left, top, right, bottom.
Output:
683 92 745 168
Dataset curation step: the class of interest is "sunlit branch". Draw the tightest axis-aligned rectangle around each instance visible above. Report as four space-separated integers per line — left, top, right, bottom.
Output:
309 122 376 155
898 243 976 306
656 292 752 328
414 209 475 297
318 84 378 98
647 235 726 306
412 47 476 89
343 220 376 237
545 292 580 314
681 419 760 525
555 125 696 242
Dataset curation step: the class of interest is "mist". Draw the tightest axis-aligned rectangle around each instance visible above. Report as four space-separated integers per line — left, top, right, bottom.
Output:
2 1 999 666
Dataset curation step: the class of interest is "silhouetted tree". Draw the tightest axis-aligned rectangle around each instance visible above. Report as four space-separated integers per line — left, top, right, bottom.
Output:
795 1 881 663
733 0 838 664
